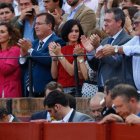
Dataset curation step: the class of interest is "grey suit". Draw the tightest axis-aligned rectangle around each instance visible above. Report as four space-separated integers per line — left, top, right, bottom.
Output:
89 29 135 88
68 110 93 122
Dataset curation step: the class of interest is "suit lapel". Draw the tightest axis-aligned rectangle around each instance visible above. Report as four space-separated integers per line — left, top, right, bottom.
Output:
74 4 85 19
112 30 125 45
34 33 56 52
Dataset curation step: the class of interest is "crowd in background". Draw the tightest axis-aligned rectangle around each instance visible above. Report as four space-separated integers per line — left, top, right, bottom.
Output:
0 0 140 125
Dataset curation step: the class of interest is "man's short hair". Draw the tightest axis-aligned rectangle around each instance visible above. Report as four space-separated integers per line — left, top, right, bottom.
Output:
65 94 76 109
53 0 63 8
133 10 140 22
105 8 125 28
44 90 69 108
45 81 63 92
0 107 9 120
111 84 139 101
105 77 123 94
36 12 55 30
0 3 14 13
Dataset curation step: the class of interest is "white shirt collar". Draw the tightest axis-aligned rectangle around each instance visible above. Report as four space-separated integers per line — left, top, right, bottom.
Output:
112 29 123 41
63 108 74 122
70 2 83 12
9 114 14 122
41 33 53 44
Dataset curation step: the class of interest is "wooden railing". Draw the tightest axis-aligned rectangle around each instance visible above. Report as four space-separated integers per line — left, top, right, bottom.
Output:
0 122 140 140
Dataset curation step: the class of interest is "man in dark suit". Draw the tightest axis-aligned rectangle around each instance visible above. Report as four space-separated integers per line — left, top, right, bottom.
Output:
31 81 76 121
44 90 93 122
83 8 134 91
18 12 65 97
30 81 63 121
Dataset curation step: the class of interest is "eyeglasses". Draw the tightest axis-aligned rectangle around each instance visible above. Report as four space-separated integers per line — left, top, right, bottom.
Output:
133 21 140 26
35 22 47 26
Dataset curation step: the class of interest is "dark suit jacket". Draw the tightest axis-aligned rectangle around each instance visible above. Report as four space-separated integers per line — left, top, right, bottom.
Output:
68 110 93 122
101 107 116 117
12 115 21 122
31 111 47 120
20 33 65 96
88 29 135 87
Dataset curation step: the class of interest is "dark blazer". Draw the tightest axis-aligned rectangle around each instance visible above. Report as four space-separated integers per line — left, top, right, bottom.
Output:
20 33 65 96
101 107 116 117
31 111 47 120
68 110 93 122
89 29 134 87
12 115 21 122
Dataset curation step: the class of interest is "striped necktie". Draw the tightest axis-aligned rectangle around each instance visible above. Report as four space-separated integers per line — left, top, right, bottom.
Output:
38 41 44 50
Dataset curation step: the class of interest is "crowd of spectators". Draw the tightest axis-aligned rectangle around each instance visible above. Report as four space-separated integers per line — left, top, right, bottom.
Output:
0 0 140 124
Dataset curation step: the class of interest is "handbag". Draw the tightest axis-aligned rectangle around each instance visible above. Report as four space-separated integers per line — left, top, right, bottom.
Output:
81 61 98 98
81 80 98 98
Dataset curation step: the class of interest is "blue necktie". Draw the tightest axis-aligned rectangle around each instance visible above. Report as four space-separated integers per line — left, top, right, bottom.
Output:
107 37 114 44
38 41 44 50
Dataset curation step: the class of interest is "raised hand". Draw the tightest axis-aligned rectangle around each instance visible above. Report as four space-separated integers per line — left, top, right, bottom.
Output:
95 44 115 58
89 34 100 49
73 44 85 60
81 35 94 52
18 38 32 56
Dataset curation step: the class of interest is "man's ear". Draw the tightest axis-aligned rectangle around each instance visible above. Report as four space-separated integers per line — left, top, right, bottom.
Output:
129 97 137 104
54 104 61 110
48 23 52 30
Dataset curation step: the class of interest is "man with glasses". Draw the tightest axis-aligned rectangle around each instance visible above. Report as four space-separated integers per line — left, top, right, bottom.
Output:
96 11 140 92
100 84 139 124
18 12 65 97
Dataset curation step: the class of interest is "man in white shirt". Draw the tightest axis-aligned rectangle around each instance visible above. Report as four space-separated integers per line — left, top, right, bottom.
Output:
44 90 93 122
96 11 140 91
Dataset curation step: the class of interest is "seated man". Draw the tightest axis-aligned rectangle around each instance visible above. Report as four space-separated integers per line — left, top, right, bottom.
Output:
30 81 76 121
102 77 123 117
99 84 139 124
30 81 63 121
0 107 20 122
44 90 93 122
89 92 105 121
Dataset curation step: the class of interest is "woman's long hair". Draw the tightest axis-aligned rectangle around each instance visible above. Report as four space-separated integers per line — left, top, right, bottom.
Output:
0 22 21 49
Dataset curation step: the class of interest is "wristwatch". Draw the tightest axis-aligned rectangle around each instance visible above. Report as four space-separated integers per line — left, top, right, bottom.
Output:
114 46 118 53
78 59 84 63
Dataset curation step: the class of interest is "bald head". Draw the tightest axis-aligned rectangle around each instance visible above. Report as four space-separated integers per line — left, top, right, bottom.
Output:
90 92 105 106
89 92 105 121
